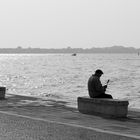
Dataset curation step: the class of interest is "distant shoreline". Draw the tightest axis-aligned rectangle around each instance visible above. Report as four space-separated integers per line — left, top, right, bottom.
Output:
0 46 140 54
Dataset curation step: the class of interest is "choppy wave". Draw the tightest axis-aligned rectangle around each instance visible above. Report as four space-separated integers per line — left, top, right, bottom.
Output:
0 53 140 108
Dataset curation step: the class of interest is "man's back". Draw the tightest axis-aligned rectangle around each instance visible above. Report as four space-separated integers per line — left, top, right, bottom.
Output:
88 74 105 98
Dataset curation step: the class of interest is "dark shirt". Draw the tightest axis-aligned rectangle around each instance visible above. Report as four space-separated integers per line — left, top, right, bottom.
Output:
88 74 105 98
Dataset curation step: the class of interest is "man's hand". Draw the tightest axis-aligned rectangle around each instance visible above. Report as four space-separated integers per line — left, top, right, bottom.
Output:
104 85 107 89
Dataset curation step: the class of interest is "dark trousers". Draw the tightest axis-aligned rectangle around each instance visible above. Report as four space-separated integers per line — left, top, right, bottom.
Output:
94 93 113 99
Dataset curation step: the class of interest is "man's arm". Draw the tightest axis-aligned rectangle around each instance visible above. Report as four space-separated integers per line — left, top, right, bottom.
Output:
94 79 105 94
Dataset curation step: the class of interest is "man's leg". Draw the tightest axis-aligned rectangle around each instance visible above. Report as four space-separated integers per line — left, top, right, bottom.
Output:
104 94 113 99
95 94 113 99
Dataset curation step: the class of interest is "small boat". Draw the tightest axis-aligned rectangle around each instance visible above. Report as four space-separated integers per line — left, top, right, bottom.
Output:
72 53 77 56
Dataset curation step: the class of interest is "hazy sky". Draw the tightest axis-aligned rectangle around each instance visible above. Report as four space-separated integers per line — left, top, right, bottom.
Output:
0 0 140 48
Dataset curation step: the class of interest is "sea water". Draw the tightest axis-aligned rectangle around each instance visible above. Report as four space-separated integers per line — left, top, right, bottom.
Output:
0 53 140 108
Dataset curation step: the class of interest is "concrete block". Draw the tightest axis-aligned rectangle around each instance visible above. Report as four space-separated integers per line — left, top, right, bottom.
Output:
0 87 6 100
77 96 129 118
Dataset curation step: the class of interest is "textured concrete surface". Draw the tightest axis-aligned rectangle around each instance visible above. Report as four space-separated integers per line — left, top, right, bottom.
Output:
0 112 139 140
0 94 140 140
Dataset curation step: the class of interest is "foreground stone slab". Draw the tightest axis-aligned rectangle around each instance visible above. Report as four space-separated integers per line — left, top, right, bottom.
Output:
0 111 139 140
78 96 129 118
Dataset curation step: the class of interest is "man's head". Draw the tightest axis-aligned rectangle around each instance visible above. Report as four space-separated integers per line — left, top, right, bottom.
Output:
95 69 103 77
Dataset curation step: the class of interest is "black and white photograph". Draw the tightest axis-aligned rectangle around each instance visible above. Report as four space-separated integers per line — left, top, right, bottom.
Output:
0 0 140 139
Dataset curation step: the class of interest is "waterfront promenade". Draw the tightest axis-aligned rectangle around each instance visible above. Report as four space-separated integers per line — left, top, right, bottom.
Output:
0 94 140 140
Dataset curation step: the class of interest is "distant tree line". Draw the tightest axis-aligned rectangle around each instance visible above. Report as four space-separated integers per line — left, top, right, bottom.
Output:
0 46 139 54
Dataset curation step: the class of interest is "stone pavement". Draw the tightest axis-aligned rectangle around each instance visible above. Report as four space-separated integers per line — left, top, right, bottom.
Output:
0 94 140 140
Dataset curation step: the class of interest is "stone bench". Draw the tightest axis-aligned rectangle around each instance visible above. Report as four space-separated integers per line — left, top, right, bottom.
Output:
77 96 129 118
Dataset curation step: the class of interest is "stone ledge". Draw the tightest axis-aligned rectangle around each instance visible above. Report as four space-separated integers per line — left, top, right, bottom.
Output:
77 96 129 118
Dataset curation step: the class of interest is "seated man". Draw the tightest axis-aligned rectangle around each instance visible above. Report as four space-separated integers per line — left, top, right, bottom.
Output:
88 69 113 99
